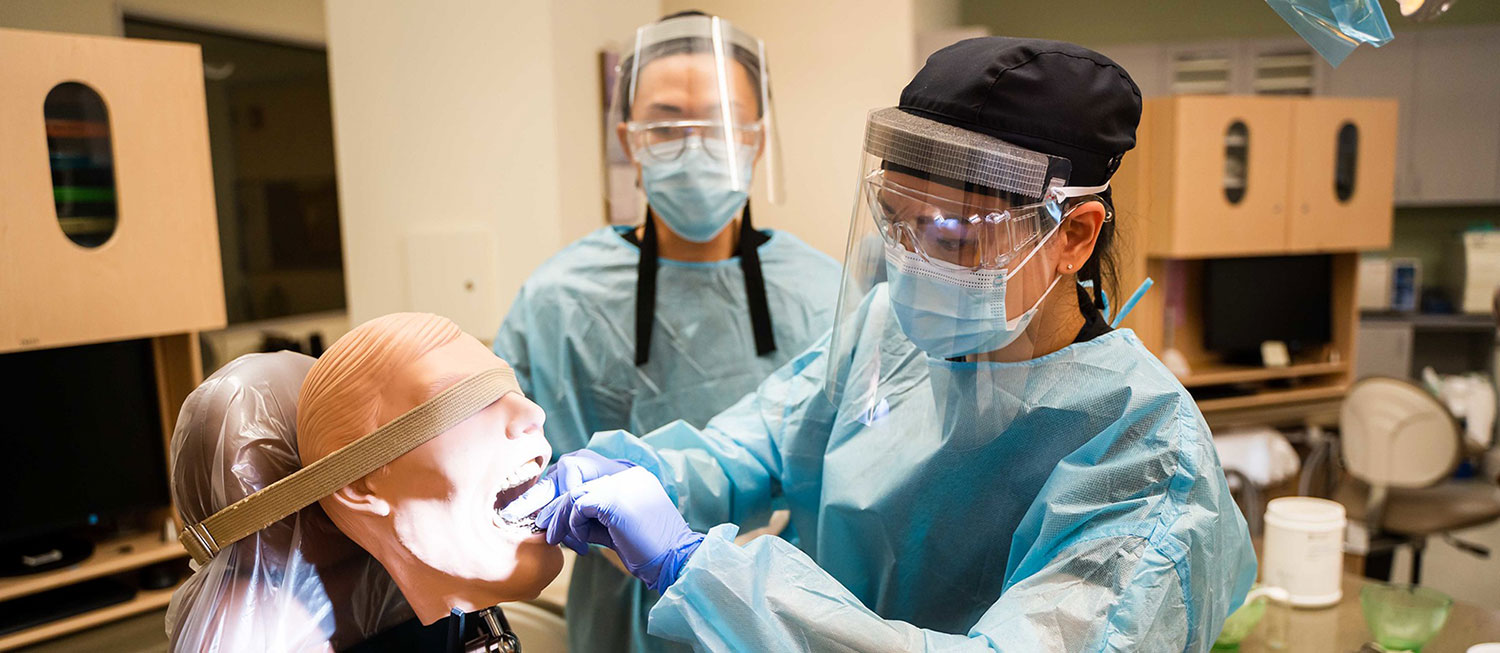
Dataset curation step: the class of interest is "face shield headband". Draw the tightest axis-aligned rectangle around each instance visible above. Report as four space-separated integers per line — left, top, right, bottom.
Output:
178 366 522 566
862 108 1109 272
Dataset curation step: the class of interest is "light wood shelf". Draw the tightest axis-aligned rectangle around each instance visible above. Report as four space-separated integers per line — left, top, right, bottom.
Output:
0 531 184 603
0 582 179 651
1177 361 1349 388
1195 384 1348 413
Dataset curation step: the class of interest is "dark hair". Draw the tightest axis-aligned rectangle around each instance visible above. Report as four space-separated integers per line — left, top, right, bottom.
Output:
615 11 765 121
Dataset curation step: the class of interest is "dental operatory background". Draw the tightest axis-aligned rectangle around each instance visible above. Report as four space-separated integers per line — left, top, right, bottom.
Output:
3 0 1500 651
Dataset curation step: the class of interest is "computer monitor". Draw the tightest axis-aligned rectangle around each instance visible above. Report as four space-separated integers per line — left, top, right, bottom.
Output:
0 339 170 570
1203 255 1333 364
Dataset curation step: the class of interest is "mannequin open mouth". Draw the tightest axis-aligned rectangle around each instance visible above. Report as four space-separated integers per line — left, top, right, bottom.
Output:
493 457 545 534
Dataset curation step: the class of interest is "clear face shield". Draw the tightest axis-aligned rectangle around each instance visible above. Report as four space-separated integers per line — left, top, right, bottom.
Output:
607 14 784 228
828 108 1109 397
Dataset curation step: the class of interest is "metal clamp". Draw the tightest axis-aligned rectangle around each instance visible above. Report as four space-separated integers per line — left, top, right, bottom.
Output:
465 607 521 653
179 522 219 566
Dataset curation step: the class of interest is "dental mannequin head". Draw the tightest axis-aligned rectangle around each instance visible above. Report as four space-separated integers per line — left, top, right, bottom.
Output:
167 351 412 651
297 313 562 624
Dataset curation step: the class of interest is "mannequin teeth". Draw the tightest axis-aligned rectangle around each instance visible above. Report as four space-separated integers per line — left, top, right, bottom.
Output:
493 510 542 534
492 463 544 527
496 459 543 493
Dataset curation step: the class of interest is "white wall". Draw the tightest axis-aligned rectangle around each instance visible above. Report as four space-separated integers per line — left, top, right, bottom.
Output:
660 0 917 260
325 0 658 337
549 1 662 244
913 0 962 32
325 0 567 337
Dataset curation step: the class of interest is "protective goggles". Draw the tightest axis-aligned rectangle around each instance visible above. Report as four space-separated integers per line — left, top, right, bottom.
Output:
624 119 762 164
855 107 1114 270
864 170 1108 271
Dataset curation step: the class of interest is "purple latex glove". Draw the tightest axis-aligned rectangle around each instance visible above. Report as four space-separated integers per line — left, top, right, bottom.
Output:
498 450 634 553
538 466 704 593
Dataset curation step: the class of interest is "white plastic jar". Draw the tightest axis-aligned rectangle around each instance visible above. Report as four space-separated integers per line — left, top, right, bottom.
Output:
1262 497 1347 607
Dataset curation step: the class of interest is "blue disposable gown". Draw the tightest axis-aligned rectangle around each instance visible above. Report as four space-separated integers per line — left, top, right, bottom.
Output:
493 225 840 653
588 286 1258 652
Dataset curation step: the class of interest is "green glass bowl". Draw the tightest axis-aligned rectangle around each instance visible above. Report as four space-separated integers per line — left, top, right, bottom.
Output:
1360 583 1453 652
1214 595 1268 649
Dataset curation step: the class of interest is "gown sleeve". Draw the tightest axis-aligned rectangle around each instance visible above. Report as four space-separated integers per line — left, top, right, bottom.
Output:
638 403 1255 653
642 524 1206 652
588 330 838 534
599 296 1255 653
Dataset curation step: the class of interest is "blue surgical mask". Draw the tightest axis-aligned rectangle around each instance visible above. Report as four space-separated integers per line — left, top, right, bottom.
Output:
884 229 1062 359
641 140 756 243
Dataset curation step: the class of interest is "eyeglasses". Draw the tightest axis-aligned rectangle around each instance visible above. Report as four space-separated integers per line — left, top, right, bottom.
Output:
626 120 762 164
864 170 1065 270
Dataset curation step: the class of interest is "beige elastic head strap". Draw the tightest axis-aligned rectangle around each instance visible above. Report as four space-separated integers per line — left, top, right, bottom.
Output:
179 366 521 566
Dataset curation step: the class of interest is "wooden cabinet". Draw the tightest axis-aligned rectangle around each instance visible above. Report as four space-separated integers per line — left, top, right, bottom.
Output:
1124 95 1395 258
1287 98 1398 252
1147 96 1292 256
0 28 225 354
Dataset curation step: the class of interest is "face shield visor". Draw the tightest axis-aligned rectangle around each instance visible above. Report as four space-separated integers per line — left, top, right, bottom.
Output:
828 108 1109 395
608 13 783 213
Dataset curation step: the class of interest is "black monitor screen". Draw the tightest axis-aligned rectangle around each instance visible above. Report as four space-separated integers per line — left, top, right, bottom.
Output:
1203 255 1333 363
0 340 169 543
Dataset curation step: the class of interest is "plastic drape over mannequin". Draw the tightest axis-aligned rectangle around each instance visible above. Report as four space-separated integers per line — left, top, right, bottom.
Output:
165 352 411 652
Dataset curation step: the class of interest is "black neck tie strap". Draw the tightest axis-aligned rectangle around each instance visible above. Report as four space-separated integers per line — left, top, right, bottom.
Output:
633 204 777 367
738 202 776 357
635 214 661 366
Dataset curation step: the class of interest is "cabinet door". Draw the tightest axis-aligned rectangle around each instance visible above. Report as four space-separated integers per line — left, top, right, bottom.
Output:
1287 99 1397 252
1321 35 1418 203
1162 96 1292 256
1409 26 1500 204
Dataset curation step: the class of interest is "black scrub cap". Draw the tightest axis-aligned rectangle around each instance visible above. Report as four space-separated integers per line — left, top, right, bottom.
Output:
900 37 1142 188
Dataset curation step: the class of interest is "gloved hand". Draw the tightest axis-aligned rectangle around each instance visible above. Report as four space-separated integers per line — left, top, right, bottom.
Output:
498 450 635 552
536 466 704 593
